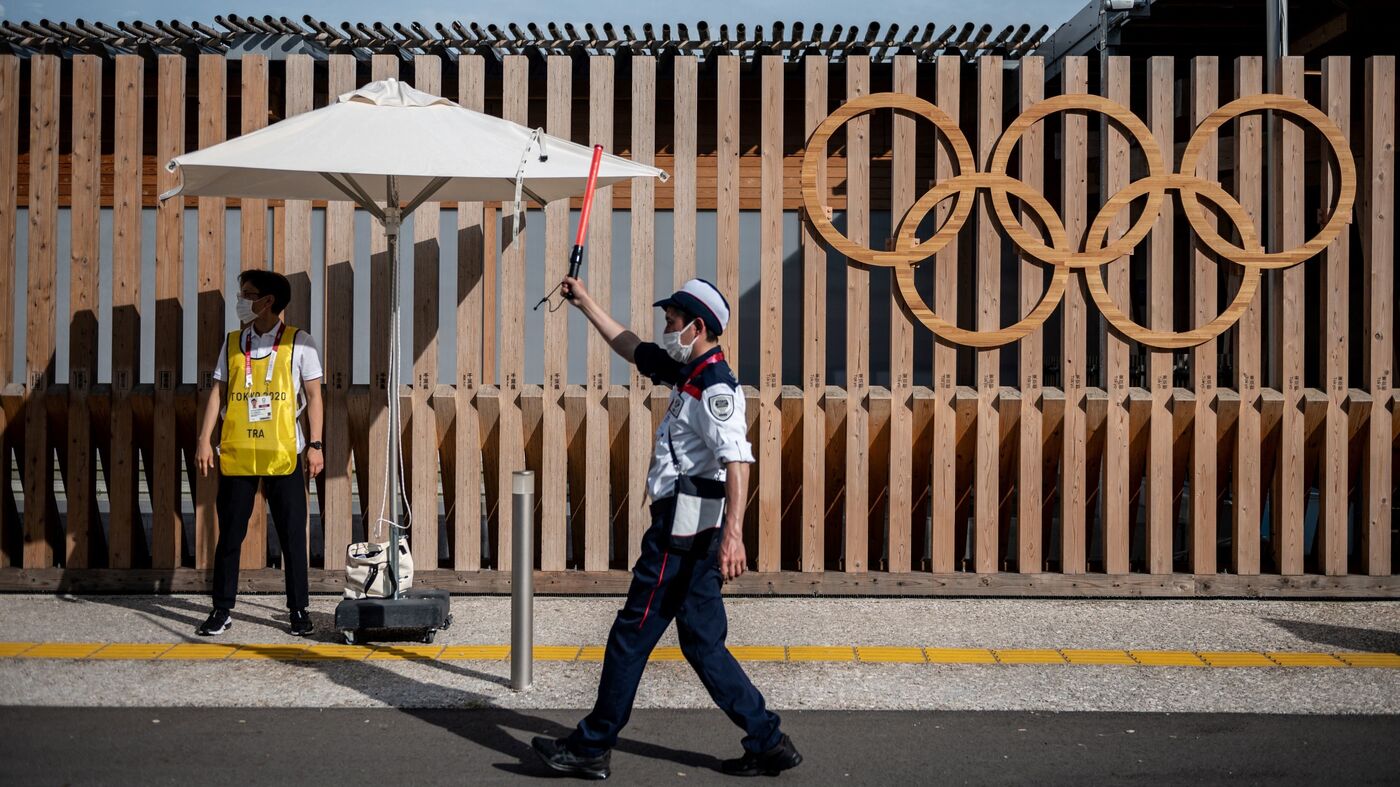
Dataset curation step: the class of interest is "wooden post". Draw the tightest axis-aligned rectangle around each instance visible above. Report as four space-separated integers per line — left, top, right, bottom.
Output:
1274 57 1305 575
1017 57 1045 574
23 54 60 568
321 55 357 571
844 56 871 574
497 55 530 571
717 56 742 377
453 55 486 571
931 55 960 573
152 54 186 570
109 54 143 570
885 55 916 574
409 55 443 570
282 54 314 561
67 55 102 569
0 55 15 568
239 55 270 569
195 55 227 570
801 56 828 572
1361 57 1394 576
758 55 783 572
1232 57 1263 575
1060 57 1089 574
542 56 571 572
628 56 658 566
1102 57 1131 575
975 56 1002 574
673 56 698 285
1318 57 1350 576
1190 57 1218 575
1145 57 1175 574
586 56 615 572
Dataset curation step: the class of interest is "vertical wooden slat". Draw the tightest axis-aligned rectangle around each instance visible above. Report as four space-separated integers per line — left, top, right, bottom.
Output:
586 56 615 572
886 54 916 574
974 56 1001 574
23 55 60 568
497 55 530 571
1102 57 1131 575
1145 56 1174 574
931 56 960 573
541 56 571 572
673 56 697 285
1060 57 1088 574
1189 57 1218 575
282 54 314 560
1274 57 1305 576
627 56 657 566
67 55 102 569
109 54 143 569
758 55 783 572
801 56 828 573
408 55 442 569
195 55 226 570
454 55 485 571
1232 56 1263 576
1017 57 1045 574
1318 57 1350 576
238 54 269 569
152 54 186 569
1361 57 1394 576
844 56 871 574
0 55 15 568
717 56 741 377
363 54 399 555
322 55 356 571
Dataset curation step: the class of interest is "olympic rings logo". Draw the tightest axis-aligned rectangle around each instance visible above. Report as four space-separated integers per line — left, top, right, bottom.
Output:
800 93 1357 349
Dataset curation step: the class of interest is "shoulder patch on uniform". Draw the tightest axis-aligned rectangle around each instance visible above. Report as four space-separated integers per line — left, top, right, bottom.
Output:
707 392 735 421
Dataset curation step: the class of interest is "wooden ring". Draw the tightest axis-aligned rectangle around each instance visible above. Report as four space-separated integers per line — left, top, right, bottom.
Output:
987 94 1169 268
1084 178 1262 349
800 92 976 269
1178 94 1356 270
892 178 1070 348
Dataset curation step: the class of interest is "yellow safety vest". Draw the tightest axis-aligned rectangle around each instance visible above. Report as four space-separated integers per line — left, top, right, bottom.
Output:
220 325 300 477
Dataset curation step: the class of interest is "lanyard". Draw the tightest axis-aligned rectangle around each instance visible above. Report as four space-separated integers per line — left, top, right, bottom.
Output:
243 323 286 389
667 351 725 471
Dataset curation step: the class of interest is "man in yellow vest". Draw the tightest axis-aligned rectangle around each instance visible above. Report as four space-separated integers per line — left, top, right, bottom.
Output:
194 270 325 637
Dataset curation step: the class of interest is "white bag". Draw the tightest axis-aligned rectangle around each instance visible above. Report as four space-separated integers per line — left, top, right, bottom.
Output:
343 539 414 599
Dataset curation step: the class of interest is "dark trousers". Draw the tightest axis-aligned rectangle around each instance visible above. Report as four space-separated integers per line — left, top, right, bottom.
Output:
567 500 782 757
212 456 308 611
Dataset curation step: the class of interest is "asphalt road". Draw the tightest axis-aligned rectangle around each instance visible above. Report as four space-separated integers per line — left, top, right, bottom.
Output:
5 708 1397 785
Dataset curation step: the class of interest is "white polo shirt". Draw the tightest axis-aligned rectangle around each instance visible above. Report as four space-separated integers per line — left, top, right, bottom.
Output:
213 321 324 452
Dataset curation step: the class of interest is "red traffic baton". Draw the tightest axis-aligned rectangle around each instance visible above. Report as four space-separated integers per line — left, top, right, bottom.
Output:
565 144 605 299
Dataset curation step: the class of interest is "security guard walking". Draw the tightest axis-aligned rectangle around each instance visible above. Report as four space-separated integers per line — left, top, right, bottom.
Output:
533 276 801 780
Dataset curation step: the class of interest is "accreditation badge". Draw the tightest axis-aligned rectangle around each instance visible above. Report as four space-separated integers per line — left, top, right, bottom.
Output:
248 394 273 423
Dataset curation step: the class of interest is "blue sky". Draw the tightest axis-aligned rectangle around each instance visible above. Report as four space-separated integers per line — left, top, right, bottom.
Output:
4 1 1088 32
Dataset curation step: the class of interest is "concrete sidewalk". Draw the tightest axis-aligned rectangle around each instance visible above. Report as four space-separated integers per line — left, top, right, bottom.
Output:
1 594 1397 713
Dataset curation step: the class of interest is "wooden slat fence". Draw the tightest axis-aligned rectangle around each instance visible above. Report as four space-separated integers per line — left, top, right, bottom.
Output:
0 53 1395 596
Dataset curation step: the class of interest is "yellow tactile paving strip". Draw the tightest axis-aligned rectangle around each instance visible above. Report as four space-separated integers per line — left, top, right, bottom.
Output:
0 642 1396 668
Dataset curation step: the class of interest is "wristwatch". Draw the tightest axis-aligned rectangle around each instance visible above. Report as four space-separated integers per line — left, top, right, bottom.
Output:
307 441 324 451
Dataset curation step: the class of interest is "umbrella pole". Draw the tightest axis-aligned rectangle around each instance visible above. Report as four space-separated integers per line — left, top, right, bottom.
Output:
384 187 404 601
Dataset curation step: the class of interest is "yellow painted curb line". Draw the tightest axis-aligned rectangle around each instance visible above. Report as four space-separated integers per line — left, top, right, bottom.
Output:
1 641 1396 669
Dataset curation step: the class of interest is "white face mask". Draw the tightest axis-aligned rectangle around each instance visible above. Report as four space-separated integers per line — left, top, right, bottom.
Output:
235 295 259 324
661 320 701 364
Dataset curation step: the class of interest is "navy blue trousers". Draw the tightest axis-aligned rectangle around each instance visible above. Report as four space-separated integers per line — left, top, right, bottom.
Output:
567 500 782 757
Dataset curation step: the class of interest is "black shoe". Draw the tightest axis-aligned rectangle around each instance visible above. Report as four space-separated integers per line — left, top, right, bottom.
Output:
197 608 232 637
531 737 611 780
289 609 314 637
721 734 802 777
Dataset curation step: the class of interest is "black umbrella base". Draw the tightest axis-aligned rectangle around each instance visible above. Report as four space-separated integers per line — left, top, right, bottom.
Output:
334 588 452 645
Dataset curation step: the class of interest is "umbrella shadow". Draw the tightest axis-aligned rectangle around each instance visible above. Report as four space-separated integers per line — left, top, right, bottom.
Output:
64 594 344 643
1265 617 1400 654
293 653 724 776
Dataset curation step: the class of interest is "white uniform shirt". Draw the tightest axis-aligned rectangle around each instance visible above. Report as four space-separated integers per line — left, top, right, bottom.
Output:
637 343 755 501
213 321 324 452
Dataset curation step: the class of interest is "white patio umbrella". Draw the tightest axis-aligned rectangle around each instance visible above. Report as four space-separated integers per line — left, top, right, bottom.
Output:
162 77 666 599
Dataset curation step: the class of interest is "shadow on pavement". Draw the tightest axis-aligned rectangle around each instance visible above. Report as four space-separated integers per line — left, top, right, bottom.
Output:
1265 617 1400 654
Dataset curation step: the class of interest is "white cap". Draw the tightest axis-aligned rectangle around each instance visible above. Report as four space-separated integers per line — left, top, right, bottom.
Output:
654 278 731 336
